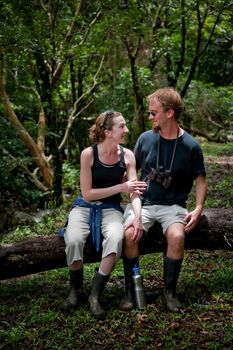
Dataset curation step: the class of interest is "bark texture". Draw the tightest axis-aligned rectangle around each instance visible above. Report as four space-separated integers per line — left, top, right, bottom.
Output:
0 208 232 280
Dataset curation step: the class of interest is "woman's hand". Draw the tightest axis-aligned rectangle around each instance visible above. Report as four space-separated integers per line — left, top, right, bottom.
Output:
123 179 147 194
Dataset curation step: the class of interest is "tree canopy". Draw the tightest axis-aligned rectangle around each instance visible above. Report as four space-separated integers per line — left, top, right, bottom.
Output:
0 0 232 207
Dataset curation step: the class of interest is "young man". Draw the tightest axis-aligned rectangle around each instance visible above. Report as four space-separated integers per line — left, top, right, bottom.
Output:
120 87 207 312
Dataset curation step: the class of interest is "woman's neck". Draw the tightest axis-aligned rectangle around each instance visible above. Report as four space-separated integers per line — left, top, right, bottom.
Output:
98 140 119 155
97 142 120 164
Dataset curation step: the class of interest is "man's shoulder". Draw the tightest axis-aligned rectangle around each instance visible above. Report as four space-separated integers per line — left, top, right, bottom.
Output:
138 130 157 141
182 131 202 148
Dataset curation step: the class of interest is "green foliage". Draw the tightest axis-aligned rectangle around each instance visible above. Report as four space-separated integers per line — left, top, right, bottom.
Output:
201 141 233 157
0 324 31 345
187 141 233 209
205 163 233 208
0 205 68 244
62 162 80 195
183 82 233 141
0 117 41 207
202 142 233 208
95 66 154 138
0 0 232 207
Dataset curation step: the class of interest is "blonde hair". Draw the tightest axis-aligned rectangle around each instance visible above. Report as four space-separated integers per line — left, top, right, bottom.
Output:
147 87 184 119
88 110 122 143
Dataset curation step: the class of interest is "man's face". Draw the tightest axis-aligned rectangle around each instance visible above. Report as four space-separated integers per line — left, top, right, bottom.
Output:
148 98 168 132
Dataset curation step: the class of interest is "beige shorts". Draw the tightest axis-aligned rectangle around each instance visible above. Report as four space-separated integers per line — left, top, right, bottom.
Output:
123 203 188 234
64 206 124 266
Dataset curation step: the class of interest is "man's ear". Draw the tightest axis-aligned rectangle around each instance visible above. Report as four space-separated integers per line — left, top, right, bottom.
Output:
167 108 175 119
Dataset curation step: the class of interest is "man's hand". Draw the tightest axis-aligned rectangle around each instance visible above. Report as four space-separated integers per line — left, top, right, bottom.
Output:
184 207 202 233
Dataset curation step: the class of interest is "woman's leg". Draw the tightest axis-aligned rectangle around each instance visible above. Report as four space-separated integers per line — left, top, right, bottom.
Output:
88 209 124 319
62 207 90 311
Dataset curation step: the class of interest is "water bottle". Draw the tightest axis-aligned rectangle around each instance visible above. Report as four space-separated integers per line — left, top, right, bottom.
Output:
132 265 146 309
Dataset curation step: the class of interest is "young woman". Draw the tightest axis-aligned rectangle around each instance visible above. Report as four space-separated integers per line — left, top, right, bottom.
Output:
63 110 147 319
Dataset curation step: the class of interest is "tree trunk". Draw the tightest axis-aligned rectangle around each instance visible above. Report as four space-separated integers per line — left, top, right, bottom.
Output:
0 62 53 189
0 208 232 280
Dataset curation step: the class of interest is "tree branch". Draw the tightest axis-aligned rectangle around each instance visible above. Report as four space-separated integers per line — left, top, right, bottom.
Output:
37 110 46 153
58 55 105 151
52 0 88 87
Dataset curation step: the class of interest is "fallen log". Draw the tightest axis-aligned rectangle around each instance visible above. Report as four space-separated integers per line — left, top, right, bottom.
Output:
0 208 232 280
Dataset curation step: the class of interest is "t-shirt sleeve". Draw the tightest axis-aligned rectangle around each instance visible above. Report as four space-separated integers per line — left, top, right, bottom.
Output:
191 145 206 179
134 137 141 170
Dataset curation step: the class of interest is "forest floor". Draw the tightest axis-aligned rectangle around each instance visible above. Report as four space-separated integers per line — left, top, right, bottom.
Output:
0 249 232 350
0 143 233 349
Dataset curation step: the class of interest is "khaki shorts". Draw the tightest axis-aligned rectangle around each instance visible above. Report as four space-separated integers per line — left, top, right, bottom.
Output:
64 206 124 266
123 203 188 234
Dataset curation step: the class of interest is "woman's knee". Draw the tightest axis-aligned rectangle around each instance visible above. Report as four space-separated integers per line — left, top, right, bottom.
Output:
65 232 84 247
109 233 124 249
65 237 84 262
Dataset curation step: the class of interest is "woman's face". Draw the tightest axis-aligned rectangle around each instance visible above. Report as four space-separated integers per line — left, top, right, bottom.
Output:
107 115 129 143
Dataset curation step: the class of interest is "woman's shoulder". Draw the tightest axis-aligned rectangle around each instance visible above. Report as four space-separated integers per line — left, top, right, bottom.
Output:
121 146 135 162
121 146 133 155
81 145 94 159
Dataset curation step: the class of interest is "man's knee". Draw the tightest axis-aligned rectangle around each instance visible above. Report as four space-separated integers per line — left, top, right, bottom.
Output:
166 229 185 247
124 227 138 249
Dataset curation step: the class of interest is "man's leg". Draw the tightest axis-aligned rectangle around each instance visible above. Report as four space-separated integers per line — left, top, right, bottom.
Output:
119 226 139 311
120 204 155 311
164 223 185 312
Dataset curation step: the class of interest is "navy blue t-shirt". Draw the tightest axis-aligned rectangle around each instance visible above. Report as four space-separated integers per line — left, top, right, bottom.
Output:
134 130 206 208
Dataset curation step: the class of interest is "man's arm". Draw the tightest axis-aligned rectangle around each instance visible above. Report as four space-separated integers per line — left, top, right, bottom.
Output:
184 174 208 233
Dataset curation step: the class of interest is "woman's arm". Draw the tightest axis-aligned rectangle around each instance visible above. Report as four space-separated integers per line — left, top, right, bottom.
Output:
80 147 147 202
125 149 145 242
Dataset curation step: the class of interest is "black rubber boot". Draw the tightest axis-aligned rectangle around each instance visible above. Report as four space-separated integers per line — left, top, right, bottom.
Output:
88 271 110 320
164 256 183 312
61 269 84 311
119 257 139 311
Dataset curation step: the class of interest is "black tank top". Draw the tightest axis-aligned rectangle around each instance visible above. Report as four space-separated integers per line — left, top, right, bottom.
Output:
91 144 126 204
